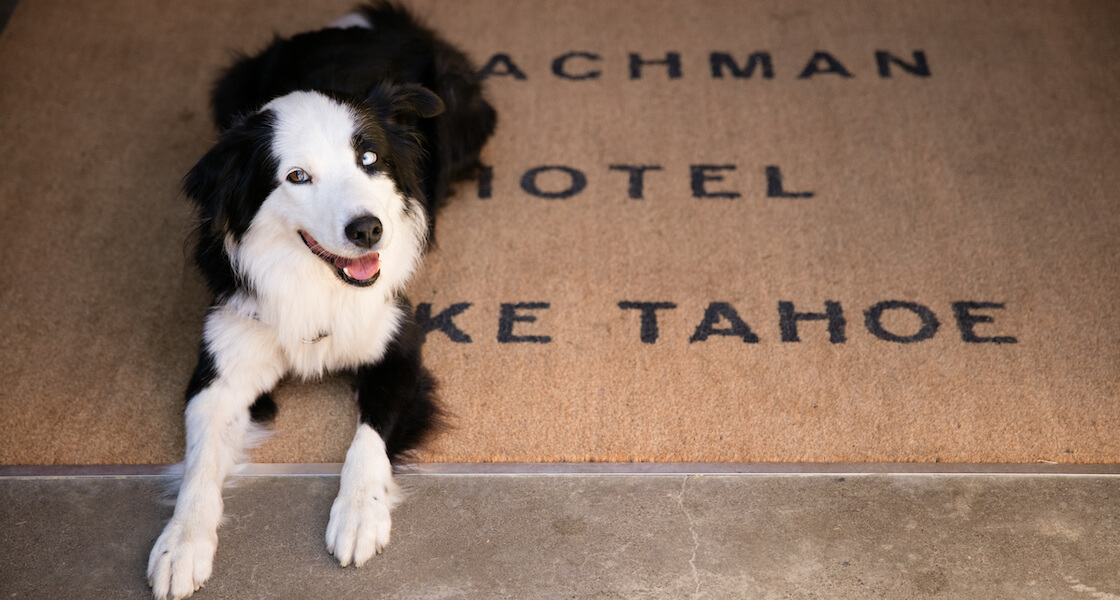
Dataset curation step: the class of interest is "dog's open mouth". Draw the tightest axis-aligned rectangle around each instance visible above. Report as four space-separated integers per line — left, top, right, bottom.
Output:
299 231 380 287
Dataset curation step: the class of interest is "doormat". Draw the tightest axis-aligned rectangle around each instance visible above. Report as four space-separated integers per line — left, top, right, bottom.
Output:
1 0 1117 464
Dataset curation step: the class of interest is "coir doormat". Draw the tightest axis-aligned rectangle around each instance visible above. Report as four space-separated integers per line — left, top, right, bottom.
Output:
1 0 1118 465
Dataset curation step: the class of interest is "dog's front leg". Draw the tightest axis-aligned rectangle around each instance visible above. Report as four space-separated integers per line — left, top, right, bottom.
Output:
326 326 438 567
149 312 283 600
326 421 401 567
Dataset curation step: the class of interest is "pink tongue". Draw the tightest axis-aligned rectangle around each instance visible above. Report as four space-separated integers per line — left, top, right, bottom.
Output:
336 253 380 280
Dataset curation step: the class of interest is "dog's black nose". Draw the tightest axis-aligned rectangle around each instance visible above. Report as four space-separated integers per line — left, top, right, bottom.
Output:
345 215 383 249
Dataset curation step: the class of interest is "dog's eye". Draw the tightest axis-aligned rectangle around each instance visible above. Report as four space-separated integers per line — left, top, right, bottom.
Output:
361 151 377 166
286 168 311 184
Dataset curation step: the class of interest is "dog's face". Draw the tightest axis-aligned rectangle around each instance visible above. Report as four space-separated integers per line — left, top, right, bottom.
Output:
264 90 418 289
185 84 444 295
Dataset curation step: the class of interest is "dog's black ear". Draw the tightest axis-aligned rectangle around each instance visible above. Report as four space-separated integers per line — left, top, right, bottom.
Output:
429 66 497 185
412 56 497 216
367 82 446 121
183 110 279 240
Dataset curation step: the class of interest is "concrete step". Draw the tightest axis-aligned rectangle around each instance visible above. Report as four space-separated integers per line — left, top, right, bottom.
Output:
1 469 1118 599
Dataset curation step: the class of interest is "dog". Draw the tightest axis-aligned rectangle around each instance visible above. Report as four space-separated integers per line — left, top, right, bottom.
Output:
147 4 495 599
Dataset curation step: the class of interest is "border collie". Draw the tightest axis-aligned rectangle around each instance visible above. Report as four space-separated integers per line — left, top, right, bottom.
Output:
148 4 495 598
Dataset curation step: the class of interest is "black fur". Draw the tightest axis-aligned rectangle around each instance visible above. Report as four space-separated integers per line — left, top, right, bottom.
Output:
354 302 443 461
184 109 277 299
248 393 278 424
184 344 218 402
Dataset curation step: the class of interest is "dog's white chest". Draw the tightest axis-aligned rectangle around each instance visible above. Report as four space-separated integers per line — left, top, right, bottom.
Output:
286 299 401 378
219 287 403 379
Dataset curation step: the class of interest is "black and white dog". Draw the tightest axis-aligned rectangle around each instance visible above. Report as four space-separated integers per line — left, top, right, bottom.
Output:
148 4 494 599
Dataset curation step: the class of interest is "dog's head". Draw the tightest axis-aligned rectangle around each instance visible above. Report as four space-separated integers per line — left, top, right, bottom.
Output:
185 83 444 295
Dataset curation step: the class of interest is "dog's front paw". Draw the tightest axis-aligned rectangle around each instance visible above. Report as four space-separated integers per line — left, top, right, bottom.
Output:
325 480 400 567
147 520 217 600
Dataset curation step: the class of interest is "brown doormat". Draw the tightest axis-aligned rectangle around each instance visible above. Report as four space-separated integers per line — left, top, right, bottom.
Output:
1 0 1118 465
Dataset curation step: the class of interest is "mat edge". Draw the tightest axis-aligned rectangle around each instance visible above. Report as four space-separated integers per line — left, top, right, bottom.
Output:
2 462 1119 478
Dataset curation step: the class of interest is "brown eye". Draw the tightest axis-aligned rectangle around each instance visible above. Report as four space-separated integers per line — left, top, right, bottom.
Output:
360 151 377 166
286 168 311 184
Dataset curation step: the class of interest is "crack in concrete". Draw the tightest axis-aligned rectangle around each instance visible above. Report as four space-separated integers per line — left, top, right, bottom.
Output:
677 475 701 597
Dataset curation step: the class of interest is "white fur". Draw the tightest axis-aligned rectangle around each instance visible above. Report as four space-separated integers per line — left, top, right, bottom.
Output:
149 307 287 600
329 12 372 30
326 423 402 567
149 91 426 599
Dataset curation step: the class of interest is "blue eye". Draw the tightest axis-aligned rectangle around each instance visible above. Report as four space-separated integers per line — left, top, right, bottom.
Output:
361 151 377 166
286 168 311 184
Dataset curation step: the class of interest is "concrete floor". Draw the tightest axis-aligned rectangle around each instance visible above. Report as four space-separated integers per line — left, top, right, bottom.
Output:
1 471 1118 599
